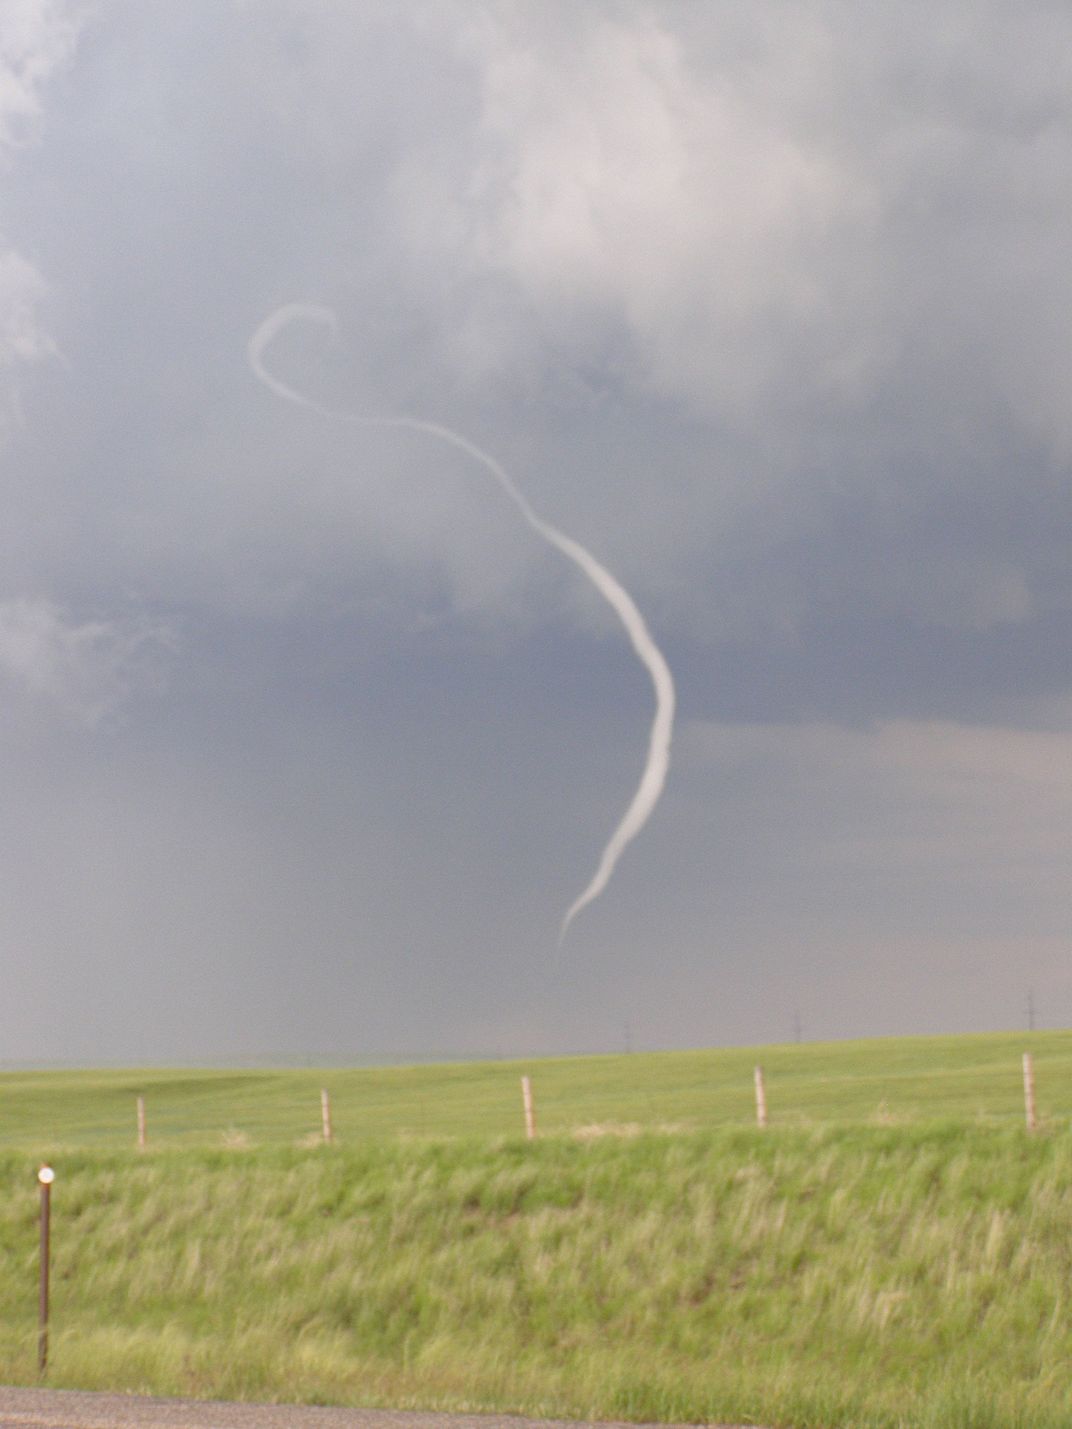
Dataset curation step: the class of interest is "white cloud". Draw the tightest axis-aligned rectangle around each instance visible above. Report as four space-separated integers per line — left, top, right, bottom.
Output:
0 597 173 723
390 5 856 416
373 2 1072 473
0 0 78 150
0 248 51 363
0 1 78 374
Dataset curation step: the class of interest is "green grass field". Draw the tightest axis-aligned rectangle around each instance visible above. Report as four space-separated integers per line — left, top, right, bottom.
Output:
1 1032 1071 1428
2 1028 1070 1150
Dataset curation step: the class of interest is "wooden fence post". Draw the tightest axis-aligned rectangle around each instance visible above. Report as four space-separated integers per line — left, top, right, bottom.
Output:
320 1088 333 1144
521 1075 536 1140
1023 1053 1038 1132
136 1095 146 1150
754 1065 768 1128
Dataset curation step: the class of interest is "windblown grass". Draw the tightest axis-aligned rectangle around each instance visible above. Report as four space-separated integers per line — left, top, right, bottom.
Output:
1 1123 1070 1427
1 1033 1070 1425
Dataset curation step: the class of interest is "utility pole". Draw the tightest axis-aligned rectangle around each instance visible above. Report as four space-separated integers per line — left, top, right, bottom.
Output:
1027 988 1036 1033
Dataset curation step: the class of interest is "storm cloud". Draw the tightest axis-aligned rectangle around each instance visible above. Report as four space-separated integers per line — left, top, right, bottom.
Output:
2 1 1071 1061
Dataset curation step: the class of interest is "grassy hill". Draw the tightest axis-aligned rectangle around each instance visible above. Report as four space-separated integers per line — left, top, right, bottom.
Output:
1 1028 1070 1150
0 1032 1070 1428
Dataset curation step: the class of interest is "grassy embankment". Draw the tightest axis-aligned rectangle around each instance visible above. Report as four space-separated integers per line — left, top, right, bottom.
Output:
0 1031 1070 1429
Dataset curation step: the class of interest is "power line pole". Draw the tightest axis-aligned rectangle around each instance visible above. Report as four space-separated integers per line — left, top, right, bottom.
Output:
1026 988 1036 1033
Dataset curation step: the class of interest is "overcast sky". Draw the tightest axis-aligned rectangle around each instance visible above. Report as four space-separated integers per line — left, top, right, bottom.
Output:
2 1 1071 1063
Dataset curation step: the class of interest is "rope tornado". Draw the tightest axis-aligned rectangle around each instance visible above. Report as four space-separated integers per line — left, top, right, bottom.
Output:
248 304 675 941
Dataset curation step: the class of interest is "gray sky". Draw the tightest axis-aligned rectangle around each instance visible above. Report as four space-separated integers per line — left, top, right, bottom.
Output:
2 1 1071 1062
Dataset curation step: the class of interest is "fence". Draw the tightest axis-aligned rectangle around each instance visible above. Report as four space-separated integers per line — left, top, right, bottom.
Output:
1 1033 1067 1150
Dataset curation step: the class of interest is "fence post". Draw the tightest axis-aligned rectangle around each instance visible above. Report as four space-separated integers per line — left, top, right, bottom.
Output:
521 1075 536 1140
754 1065 768 1128
136 1095 146 1150
1023 1052 1038 1132
320 1088 333 1144
37 1166 54 1375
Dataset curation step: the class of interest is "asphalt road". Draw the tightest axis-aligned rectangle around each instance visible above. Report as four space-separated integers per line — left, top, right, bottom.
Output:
0 1390 758 1429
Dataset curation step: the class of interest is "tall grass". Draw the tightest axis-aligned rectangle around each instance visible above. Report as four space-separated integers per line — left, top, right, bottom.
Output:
1 1124 1070 1427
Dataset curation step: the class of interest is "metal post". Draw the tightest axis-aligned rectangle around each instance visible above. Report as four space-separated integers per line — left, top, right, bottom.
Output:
37 1166 54 1375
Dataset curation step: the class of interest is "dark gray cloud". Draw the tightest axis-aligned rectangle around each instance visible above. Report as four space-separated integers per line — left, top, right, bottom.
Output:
1 1 1071 1061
